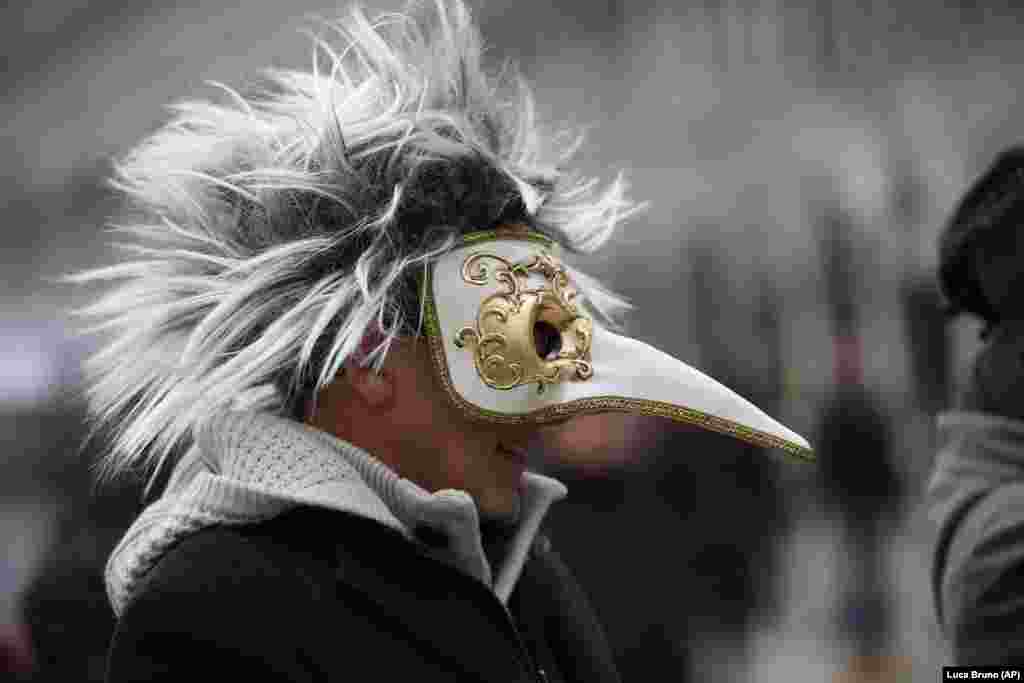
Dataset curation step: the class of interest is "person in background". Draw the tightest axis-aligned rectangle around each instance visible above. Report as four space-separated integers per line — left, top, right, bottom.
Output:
815 208 903 665
71 1 812 680
931 145 1024 664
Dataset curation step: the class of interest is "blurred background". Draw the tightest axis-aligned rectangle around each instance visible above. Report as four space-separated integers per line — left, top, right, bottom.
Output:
2 0 1017 680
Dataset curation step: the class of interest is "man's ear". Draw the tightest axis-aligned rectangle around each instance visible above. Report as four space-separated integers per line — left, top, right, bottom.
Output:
347 366 396 412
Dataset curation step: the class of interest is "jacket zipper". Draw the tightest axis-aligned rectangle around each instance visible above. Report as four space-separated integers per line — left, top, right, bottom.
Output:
494 593 547 683
470 577 549 683
410 531 549 682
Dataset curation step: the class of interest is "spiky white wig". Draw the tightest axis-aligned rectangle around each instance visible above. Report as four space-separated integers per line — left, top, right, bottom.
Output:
72 0 643 485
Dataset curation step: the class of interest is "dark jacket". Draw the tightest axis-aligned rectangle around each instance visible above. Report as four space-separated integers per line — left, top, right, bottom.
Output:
930 411 1024 664
105 506 619 683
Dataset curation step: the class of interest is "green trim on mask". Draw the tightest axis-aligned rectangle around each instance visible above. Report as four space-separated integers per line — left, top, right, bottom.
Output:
460 229 554 248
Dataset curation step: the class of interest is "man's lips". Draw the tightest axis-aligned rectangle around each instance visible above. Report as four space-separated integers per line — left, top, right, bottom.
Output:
497 444 528 465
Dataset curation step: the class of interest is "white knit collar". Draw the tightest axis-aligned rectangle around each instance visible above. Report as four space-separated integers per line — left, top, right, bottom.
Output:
106 411 566 615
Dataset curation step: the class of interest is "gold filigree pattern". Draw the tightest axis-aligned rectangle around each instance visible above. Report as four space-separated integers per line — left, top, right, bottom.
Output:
453 250 593 394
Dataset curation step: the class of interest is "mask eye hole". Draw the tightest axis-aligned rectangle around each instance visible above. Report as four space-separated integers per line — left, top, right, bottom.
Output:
533 320 563 361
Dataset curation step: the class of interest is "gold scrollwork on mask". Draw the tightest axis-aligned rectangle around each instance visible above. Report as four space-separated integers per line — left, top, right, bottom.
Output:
454 251 594 394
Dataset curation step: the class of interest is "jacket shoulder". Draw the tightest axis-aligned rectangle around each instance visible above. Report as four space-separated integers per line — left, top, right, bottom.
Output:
126 506 398 614
107 509 402 682
940 482 1024 664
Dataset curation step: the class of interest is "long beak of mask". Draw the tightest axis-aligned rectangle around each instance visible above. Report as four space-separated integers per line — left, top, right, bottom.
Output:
422 229 814 463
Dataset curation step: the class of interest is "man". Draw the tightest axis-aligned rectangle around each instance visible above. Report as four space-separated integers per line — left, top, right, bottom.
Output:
76 1 811 680
931 146 1024 665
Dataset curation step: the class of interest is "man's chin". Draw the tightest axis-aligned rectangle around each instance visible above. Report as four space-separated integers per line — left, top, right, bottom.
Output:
477 488 523 527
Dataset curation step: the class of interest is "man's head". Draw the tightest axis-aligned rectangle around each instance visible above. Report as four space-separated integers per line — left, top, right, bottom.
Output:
75 0 638 489
939 145 1024 328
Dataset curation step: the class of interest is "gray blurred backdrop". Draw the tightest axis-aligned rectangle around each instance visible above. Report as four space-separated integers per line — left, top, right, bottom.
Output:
3 1 1018 681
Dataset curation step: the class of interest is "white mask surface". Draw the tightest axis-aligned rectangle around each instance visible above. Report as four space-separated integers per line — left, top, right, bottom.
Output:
423 229 813 462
